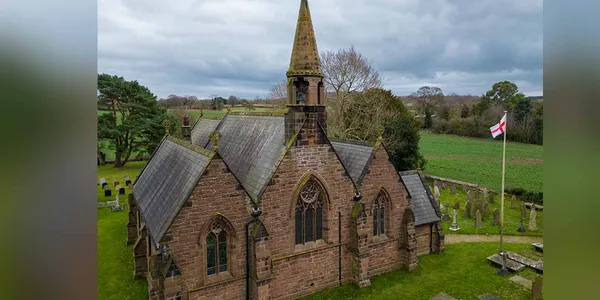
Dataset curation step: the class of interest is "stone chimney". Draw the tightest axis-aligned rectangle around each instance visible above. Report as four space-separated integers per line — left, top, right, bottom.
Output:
181 115 191 142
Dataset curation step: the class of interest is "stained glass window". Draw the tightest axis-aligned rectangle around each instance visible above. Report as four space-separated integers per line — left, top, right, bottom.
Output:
295 178 325 244
206 221 227 275
373 191 388 237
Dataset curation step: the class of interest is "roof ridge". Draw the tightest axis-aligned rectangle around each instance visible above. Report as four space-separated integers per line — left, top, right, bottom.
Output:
166 135 214 157
329 137 374 147
228 111 287 117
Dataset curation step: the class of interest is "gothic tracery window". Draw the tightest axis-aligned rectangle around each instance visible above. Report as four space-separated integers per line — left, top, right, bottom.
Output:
206 221 227 275
373 191 388 237
295 178 325 244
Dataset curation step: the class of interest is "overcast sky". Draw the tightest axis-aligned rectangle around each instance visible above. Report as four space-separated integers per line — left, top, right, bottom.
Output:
98 0 542 99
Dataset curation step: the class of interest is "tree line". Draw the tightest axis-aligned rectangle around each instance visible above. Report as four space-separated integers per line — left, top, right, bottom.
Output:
154 94 285 110
412 81 543 145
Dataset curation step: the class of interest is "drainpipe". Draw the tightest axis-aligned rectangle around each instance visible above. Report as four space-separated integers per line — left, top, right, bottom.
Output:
246 207 262 300
338 211 342 286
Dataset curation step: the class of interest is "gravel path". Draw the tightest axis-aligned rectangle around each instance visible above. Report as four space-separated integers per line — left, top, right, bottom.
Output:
445 234 543 244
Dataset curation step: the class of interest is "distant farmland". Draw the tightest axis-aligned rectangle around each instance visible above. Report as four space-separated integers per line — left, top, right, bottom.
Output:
419 132 543 193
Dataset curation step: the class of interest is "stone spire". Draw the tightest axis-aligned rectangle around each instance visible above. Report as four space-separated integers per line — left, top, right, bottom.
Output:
287 0 324 78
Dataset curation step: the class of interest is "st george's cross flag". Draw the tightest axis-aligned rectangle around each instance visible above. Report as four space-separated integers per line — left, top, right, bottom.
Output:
490 114 507 139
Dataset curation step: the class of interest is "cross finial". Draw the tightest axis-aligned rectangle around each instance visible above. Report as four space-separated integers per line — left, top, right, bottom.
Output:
376 125 384 142
163 119 171 135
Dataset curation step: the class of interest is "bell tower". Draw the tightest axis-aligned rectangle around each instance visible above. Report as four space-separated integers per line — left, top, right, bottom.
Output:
285 0 327 145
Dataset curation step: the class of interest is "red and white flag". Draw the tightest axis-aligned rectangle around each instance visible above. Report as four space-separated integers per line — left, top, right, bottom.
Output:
490 115 506 139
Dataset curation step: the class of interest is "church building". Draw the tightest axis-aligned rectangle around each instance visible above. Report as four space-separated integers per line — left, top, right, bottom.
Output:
128 1 444 299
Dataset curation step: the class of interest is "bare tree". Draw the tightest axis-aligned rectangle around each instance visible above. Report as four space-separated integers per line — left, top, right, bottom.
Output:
267 80 288 102
320 46 382 139
412 86 444 114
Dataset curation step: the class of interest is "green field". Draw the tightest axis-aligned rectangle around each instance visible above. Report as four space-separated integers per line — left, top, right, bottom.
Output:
419 132 543 193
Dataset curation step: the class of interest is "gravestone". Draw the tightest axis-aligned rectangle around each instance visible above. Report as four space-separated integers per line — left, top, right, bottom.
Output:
451 184 456 195
487 253 526 272
128 183 134 190
440 201 444 213
478 294 501 300
465 200 472 218
509 275 532 290
442 203 451 221
113 181 119 188
124 175 131 186
529 208 537 231
483 188 488 199
104 187 112 197
493 208 500 225
433 180 439 189
520 203 527 219
532 242 543 253
462 184 467 193
510 195 517 208
119 187 126 195
517 216 526 233
110 195 123 212
532 276 543 300
483 202 490 215
434 186 441 198
99 178 107 188
505 251 544 273
475 210 482 229
449 209 460 231
467 190 472 201
442 182 448 190
488 192 494 204
453 201 460 210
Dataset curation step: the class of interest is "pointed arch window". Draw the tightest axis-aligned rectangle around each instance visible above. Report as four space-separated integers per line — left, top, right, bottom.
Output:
295 178 325 244
373 191 388 237
206 221 227 275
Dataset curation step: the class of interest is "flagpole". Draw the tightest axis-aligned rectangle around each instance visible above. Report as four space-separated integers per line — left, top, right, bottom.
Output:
498 110 509 276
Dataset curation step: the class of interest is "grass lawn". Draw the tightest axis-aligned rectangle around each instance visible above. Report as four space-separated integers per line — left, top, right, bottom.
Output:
419 132 543 193
98 162 148 300
435 186 543 236
303 242 541 300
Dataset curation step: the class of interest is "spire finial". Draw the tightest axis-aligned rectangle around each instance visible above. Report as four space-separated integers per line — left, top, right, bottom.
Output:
209 131 221 152
163 119 171 135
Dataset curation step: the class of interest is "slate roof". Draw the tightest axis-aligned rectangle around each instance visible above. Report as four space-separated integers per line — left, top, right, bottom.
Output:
400 171 441 226
133 137 212 243
191 118 222 148
204 115 287 200
330 139 374 184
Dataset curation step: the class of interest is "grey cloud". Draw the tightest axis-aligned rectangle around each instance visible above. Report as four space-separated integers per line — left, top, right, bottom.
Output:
98 0 542 98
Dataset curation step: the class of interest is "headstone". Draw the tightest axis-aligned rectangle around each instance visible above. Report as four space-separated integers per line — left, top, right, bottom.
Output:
128 183 134 190
462 184 467 193
483 202 489 215
453 201 460 210
434 186 441 198
113 181 119 187
449 209 460 231
433 180 438 189
99 178 107 188
520 203 527 218
440 201 444 212
475 210 482 229
119 187 126 195
442 203 451 221
483 188 488 199
493 208 500 225
442 182 447 190
532 242 543 253
529 208 537 231
465 200 472 218
451 184 456 195
488 192 494 204
510 195 517 208
125 180 132 186
505 251 544 273
466 190 472 201
509 275 532 290
532 276 543 299
487 253 526 272
104 189 112 197
477 294 502 300
517 216 526 233
111 195 123 212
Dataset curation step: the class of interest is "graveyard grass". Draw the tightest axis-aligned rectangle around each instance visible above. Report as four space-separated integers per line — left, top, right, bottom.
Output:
420 132 543 193
303 242 541 300
98 161 148 300
435 186 543 236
